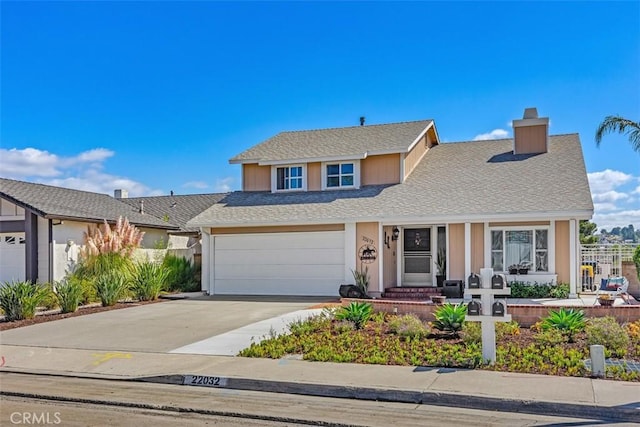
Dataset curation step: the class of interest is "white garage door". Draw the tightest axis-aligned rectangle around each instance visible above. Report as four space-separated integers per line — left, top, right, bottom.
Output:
213 231 345 296
0 233 26 284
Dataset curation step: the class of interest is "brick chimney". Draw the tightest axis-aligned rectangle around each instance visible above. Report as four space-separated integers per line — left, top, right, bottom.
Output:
512 107 549 154
114 189 128 199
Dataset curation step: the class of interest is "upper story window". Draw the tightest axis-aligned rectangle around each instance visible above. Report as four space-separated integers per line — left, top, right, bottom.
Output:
275 165 304 191
322 161 360 190
491 228 549 272
326 163 354 188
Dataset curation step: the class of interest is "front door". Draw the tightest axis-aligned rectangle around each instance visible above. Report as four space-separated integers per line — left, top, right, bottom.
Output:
402 228 432 285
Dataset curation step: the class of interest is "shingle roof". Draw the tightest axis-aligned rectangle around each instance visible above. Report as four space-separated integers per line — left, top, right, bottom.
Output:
189 134 593 227
0 178 178 229
123 193 227 232
230 120 434 163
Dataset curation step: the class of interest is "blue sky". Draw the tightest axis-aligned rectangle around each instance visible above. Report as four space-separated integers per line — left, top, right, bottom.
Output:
1 1 639 231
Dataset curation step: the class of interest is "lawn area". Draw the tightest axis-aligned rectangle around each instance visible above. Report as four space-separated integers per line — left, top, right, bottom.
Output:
239 304 640 382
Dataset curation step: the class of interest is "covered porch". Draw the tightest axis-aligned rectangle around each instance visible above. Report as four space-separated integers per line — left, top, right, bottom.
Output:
359 219 581 299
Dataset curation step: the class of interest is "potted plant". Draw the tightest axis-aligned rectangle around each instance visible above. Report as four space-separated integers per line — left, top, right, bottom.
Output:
597 293 614 307
435 249 446 287
351 266 370 298
508 262 530 275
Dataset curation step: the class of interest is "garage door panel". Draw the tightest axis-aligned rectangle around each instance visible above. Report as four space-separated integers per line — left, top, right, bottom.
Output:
0 232 26 283
215 232 343 250
213 278 344 296
213 231 345 296
214 248 344 265
213 263 345 280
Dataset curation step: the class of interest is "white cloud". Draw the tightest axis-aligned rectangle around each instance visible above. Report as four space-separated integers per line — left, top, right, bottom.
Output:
593 210 640 232
0 147 115 179
214 177 234 193
588 169 640 230
73 148 114 164
0 146 159 197
587 169 632 193
593 202 618 212
592 191 629 203
41 170 155 197
473 129 510 141
0 148 62 177
182 181 209 190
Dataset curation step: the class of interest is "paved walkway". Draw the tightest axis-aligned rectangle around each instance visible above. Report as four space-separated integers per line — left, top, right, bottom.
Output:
170 308 325 356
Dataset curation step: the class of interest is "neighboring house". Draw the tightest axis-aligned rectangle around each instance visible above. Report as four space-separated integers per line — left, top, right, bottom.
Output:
121 192 227 250
188 108 594 298
0 179 224 284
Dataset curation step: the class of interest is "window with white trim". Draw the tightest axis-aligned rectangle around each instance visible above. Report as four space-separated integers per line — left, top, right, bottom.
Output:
275 166 303 191
326 162 354 188
491 228 548 272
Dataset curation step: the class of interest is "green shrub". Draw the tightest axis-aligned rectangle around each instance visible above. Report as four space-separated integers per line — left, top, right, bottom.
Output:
432 303 466 336
163 255 199 292
540 308 585 343
534 327 567 346
40 283 59 310
388 314 430 339
94 272 129 307
333 320 356 333
461 321 481 345
496 320 521 339
75 252 133 280
549 283 570 299
509 282 551 298
55 279 83 313
0 281 51 321
335 302 372 329
585 317 629 358
130 261 168 301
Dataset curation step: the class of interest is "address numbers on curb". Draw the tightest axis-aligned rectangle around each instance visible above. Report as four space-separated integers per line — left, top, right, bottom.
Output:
183 375 228 387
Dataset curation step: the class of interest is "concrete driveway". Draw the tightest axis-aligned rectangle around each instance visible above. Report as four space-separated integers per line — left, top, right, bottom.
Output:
0 296 333 353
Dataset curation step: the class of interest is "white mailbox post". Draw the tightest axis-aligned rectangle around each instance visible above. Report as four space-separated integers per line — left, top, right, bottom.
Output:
464 267 511 364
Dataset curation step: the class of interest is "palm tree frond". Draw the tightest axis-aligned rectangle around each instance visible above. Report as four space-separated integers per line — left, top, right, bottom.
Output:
595 115 640 153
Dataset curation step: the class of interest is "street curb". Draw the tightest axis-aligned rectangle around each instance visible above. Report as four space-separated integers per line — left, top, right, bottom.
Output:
136 373 639 423
2 369 638 423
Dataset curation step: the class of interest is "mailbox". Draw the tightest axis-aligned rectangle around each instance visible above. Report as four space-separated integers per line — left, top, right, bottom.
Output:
468 273 481 289
492 301 506 317
467 300 481 316
491 274 506 289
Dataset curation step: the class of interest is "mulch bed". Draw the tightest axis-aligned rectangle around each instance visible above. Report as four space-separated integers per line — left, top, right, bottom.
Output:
0 299 167 331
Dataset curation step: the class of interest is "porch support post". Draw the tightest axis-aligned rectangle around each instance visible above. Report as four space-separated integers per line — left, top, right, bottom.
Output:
378 223 384 294
569 219 578 298
464 222 471 282
200 228 211 295
25 210 38 283
344 223 357 284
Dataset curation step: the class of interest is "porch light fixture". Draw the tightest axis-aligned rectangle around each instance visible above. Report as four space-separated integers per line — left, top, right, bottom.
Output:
392 227 400 241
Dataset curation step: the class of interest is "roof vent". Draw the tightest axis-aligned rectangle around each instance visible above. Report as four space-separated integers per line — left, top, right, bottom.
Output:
512 107 549 154
359 116 365 126
139 200 144 214
114 189 128 199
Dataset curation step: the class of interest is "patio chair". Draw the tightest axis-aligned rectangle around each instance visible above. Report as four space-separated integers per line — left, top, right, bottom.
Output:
595 277 630 305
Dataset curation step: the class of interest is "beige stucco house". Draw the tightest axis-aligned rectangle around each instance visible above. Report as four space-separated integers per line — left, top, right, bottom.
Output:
189 108 593 298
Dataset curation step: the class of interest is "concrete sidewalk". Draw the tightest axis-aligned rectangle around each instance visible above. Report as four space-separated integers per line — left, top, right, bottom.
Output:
1 343 638 422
